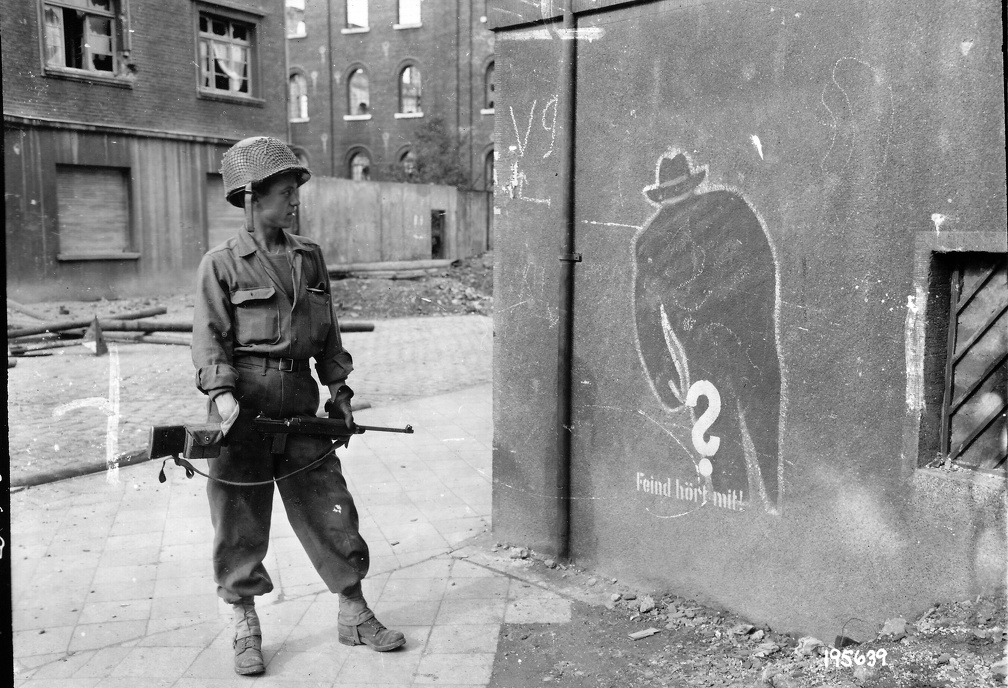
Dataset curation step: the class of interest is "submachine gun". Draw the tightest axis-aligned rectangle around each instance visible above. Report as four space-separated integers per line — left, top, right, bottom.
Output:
149 410 413 485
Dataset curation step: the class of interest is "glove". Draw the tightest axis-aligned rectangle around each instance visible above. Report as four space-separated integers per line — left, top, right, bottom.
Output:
325 384 355 447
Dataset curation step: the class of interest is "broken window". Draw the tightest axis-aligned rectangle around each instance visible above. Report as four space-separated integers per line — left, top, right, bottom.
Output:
349 151 371 181
400 149 417 177
485 61 495 110
399 65 421 114
43 0 119 74
346 0 368 29
286 0 306 38
938 253 1007 472
398 0 421 25
289 71 308 121
347 68 369 114
198 11 255 96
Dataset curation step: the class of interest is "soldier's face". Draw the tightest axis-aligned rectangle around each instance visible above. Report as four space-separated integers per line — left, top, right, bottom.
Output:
254 172 300 229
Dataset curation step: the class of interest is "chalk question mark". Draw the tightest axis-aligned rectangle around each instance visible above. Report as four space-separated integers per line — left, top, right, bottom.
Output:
686 380 721 477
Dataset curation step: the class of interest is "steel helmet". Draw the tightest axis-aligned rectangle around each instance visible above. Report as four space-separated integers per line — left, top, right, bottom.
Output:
221 136 311 208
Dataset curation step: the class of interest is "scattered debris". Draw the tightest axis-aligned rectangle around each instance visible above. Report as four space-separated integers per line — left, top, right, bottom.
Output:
794 636 824 657
628 627 661 640
880 616 907 640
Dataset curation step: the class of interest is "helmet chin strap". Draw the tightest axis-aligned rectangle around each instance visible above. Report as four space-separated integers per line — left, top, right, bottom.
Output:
244 182 254 233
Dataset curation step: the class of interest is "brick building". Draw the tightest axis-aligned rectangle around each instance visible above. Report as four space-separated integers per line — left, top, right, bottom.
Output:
3 0 289 299
284 0 496 189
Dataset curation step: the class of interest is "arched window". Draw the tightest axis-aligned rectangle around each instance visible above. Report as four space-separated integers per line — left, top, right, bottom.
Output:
399 65 421 114
484 149 495 191
349 151 371 181
484 61 495 111
346 0 368 29
347 68 369 115
397 0 421 25
289 72 308 121
400 149 417 178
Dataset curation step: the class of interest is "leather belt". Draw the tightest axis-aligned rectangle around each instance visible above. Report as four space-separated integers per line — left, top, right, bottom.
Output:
235 354 310 372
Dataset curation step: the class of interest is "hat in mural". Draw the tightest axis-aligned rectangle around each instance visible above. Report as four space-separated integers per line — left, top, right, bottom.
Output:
644 153 706 205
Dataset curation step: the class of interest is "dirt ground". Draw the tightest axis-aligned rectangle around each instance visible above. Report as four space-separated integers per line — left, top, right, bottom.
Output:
488 548 1007 688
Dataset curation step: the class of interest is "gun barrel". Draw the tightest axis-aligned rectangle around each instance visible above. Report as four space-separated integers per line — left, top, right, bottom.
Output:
356 423 414 434
251 416 413 437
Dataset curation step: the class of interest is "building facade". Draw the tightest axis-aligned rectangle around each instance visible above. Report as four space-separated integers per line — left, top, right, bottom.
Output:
3 0 289 300
285 0 496 189
489 0 1007 639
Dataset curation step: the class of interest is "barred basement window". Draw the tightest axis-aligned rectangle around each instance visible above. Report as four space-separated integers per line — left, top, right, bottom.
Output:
42 0 121 75
198 11 256 96
938 253 1007 473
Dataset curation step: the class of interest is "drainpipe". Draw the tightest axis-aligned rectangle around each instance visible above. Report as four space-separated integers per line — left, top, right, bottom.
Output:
553 0 579 562
327 0 335 175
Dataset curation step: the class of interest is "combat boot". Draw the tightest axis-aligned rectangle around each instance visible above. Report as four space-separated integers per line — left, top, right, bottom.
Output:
338 610 406 652
232 598 264 675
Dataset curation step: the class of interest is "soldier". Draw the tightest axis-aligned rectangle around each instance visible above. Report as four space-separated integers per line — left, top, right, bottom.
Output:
192 136 405 676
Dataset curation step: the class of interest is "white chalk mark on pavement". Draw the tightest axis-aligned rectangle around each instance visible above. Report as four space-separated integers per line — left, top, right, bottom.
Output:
51 344 122 484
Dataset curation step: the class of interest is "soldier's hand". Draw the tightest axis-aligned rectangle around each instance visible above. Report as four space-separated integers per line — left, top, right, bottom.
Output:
213 391 238 423
325 384 356 447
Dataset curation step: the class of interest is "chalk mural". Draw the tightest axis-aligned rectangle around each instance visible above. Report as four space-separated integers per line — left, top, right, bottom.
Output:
632 151 785 514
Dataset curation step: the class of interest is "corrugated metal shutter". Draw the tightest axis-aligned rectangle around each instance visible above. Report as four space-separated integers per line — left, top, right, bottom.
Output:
206 174 240 248
55 165 130 254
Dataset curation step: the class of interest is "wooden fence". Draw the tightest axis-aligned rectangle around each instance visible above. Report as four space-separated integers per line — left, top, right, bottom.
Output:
299 177 492 264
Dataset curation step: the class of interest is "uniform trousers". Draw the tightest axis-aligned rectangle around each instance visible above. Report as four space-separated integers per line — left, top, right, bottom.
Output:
206 361 370 616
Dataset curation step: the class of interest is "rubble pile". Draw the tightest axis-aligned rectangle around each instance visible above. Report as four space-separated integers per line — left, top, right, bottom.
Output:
490 544 1008 688
331 253 494 318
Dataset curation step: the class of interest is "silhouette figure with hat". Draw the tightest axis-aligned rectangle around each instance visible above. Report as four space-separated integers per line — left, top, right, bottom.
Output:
633 151 783 511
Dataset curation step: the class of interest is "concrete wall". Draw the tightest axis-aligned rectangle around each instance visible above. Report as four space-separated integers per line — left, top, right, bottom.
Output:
490 0 1007 639
300 177 491 263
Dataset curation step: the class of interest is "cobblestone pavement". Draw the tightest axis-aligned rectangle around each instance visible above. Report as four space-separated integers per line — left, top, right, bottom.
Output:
8 315 492 487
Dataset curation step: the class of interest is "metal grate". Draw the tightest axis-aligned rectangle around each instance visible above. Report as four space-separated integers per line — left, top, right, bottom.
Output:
939 253 1008 473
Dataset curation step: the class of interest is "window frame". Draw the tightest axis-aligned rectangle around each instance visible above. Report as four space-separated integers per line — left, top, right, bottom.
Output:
394 0 422 29
344 65 372 120
937 254 1007 474
481 59 496 115
347 148 373 182
289 69 309 122
285 0 306 38
396 62 422 116
194 3 264 104
906 232 1008 480
54 163 140 262
39 0 132 86
342 0 368 33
